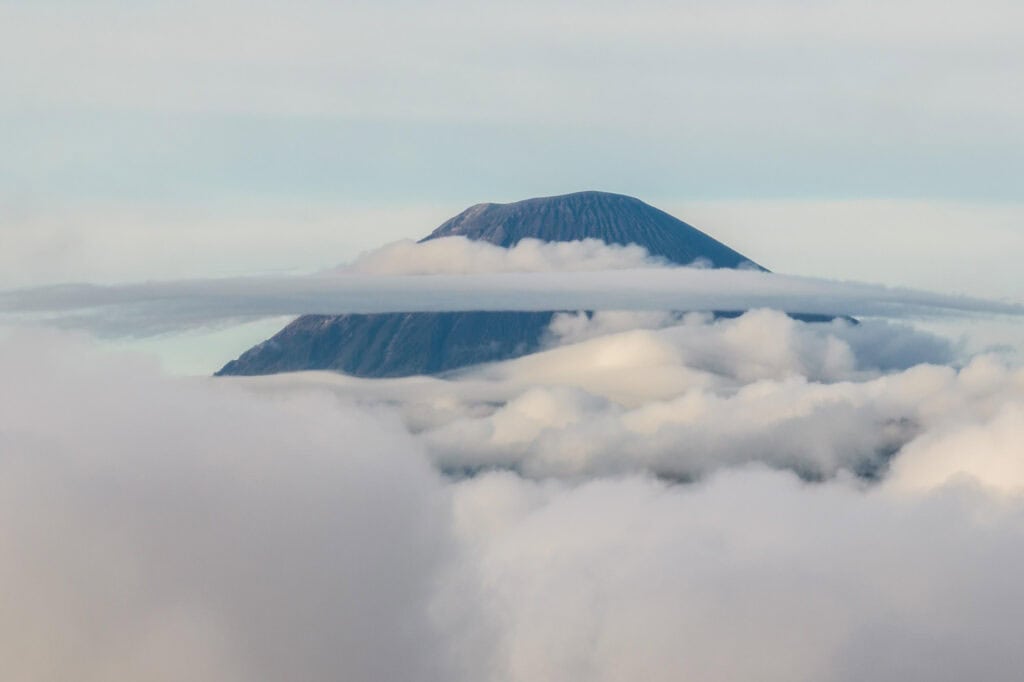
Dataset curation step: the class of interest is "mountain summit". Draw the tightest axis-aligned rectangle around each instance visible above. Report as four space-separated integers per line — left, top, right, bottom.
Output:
217 192 762 377
422 191 761 269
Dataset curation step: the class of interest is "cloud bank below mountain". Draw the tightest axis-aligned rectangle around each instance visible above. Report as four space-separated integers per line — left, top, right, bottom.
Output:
244 309 1022 484
3 314 1024 680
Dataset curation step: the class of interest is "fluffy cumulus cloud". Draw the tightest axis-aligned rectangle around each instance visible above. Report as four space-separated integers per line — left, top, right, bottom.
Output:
4 309 1024 680
0 330 462 682
450 469 1024 682
260 310 998 481
343 236 666 275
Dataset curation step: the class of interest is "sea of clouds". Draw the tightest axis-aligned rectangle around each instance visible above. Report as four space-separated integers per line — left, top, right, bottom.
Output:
3 297 1024 680
3 237 1024 680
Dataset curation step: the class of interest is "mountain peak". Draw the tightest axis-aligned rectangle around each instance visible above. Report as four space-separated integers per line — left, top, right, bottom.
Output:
217 191 766 377
423 191 761 269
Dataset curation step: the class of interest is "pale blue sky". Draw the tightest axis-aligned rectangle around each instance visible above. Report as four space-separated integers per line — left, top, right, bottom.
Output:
3 0 1021 205
2 0 1022 371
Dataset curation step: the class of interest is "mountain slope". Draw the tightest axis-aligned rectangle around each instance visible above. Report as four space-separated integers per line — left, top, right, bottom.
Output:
423 191 760 269
217 191 762 378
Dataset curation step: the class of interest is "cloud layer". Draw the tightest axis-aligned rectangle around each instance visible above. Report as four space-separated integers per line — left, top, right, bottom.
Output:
248 309 1024 483
3 265 1021 337
0 330 458 682
3 309 1024 680
342 236 668 275
451 467 1024 682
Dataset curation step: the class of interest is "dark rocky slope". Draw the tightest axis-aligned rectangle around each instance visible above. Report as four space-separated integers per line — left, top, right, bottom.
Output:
424 191 761 269
217 191 764 377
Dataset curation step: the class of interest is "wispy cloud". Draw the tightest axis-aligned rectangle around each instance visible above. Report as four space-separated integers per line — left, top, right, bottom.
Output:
2 267 1020 336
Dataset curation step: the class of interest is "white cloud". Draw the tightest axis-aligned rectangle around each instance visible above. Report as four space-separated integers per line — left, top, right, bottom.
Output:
3 267 1021 337
544 310 689 346
5 322 1024 680
237 310 1018 483
343 236 666 275
885 355 1024 494
0 329 461 682
450 467 1024 682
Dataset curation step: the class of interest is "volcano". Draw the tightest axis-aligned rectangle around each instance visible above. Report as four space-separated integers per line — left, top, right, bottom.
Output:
216 191 769 377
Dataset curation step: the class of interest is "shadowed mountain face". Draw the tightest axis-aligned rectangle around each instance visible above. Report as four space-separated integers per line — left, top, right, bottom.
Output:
424 191 761 269
216 311 560 377
217 191 762 378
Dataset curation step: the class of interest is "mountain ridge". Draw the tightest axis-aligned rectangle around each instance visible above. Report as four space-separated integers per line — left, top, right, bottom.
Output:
420 191 763 270
217 191 764 378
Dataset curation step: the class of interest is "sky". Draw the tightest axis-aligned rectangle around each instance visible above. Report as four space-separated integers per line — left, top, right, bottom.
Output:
2 0 1022 371
2 0 1022 289
3 3 1024 680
